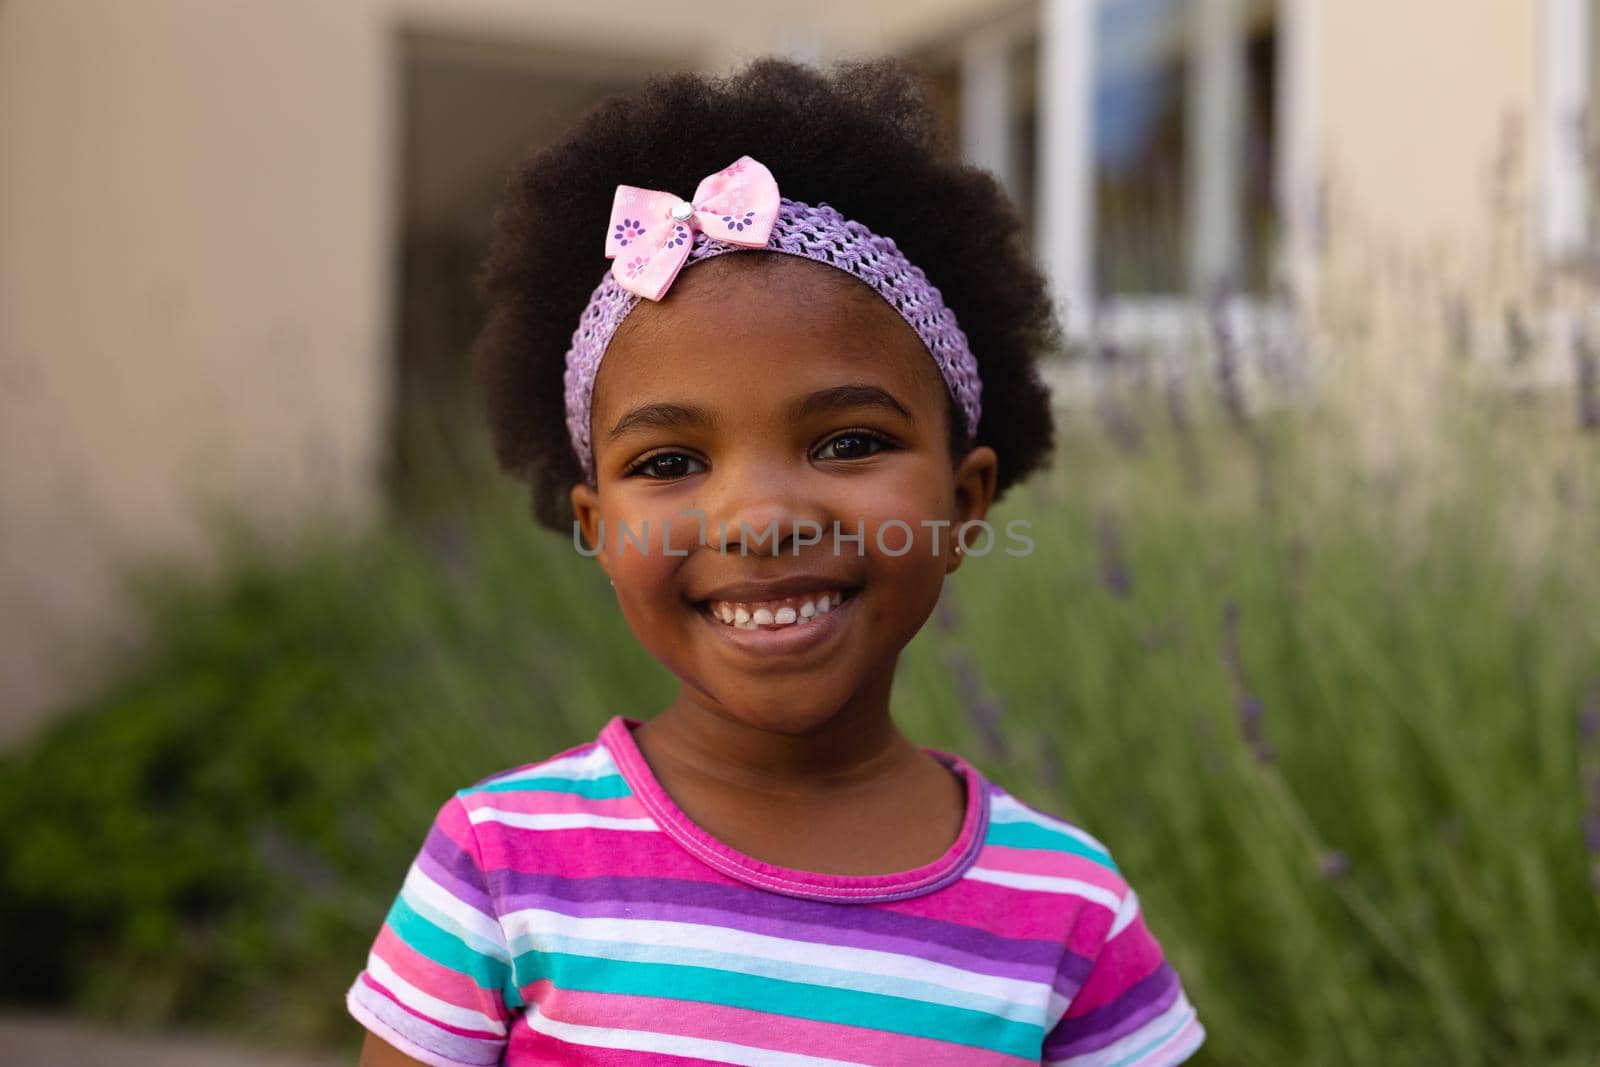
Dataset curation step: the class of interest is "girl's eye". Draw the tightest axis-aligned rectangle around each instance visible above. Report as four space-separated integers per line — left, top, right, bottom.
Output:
815 429 892 461
625 452 705 480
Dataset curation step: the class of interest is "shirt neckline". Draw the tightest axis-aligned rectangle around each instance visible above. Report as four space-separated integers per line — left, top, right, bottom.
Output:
600 714 990 903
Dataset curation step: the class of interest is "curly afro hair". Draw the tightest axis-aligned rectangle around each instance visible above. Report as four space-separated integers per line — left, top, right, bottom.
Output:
473 55 1060 533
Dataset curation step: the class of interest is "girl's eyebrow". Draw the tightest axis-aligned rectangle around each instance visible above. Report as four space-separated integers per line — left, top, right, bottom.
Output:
607 402 718 441
790 385 915 425
606 385 915 442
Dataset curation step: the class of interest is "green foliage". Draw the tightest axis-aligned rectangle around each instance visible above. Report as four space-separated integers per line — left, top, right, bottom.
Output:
2 395 1598 1063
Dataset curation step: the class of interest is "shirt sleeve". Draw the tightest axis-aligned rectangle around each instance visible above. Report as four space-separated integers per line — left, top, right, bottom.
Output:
346 792 522 1067
1041 880 1206 1066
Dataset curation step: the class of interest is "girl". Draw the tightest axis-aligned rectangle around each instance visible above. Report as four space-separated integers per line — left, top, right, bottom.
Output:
350 57 1205 1066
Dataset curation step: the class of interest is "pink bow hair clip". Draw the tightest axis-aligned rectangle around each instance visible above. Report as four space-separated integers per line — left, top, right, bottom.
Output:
604 155 781 301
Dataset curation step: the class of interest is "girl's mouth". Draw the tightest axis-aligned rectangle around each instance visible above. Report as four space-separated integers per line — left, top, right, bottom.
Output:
696 587 859 630
692 587 861 658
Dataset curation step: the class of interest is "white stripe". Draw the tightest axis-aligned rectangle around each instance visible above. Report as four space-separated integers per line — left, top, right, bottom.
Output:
498 908 1046 1010
1108 886 1140 939
989 795 1113 856
365 953 506 1037
1048 994 1197 1067
965 866 1124 911
465 808 658 833
485 744 617 786
521 1003 870 1066
401 865 509 961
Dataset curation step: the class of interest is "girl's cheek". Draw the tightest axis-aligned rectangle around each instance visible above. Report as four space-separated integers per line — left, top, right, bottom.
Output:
599 495 694 586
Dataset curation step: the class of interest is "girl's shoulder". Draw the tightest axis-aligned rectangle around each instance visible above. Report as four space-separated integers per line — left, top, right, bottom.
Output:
983 782 1130 885
457 734 615 794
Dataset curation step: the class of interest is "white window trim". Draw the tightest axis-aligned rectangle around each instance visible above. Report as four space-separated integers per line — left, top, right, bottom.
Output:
1540 0 1593 260
1015 0 1317 349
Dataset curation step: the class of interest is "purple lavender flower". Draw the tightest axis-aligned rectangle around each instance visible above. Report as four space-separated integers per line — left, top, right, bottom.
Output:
1097 512 1132 598
1575 328 1599 433
722 211 756 232
943 643 1010 762
1035 735 1065 796
1318 849 1351 881
1504 305 1533 366
1207 286 1251 429
1221 600 1275 764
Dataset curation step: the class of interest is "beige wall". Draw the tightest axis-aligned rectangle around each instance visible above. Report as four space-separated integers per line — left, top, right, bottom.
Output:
1312 0 1539 268
0 2 394 743
0 0 1008 744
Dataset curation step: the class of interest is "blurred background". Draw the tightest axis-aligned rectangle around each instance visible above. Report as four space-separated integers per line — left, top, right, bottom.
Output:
3 1 1599 1064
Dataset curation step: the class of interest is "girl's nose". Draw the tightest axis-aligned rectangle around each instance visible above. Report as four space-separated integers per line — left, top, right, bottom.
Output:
701 464 831 557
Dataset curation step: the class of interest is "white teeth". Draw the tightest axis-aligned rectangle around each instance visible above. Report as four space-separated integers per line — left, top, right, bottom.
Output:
705 589 853 629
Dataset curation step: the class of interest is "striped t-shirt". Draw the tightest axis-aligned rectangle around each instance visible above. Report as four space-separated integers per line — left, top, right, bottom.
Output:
347 715 1205 1066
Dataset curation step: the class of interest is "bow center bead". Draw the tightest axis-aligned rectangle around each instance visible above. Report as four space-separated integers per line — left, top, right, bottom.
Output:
670 200 694 223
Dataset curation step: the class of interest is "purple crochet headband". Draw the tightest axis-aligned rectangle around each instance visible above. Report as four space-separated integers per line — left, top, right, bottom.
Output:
562 160 983 486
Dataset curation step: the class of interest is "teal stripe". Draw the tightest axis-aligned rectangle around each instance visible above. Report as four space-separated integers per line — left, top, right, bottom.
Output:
985 820 1119 872
511 949 1042 1059
507 931 1027 1022
464 773 633 799
386 896 524 1008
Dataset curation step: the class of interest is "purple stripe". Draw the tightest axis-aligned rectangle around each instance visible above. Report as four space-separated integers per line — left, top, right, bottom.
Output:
418 824 494 913
494 870 1060 982
1044 962 1180 1059
1049 949 1096 999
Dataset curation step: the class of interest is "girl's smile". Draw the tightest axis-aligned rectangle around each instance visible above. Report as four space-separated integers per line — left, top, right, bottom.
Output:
694 581 861 658
570 252 997 748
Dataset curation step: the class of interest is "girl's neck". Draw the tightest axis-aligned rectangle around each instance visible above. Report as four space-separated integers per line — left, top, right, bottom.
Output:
633 673 926 801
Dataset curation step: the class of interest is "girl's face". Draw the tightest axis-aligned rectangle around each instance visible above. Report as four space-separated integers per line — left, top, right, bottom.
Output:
571 255 998 737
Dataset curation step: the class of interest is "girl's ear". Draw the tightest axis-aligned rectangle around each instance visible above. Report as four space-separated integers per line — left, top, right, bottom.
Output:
948 445 999 573
570 481 610 580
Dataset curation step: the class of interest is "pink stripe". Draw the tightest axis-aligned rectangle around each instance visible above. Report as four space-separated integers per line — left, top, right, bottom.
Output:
461 790 646 819
1062 912 1114 960
1062 913 1166 1015
433 796 483 859
523 979 1035 1066
887 877 1112 941
975 844 1128 892
373 924 511 1026
358 971 503 1042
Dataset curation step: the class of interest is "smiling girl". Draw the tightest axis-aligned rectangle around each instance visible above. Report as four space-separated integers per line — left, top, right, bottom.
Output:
349 57 1205 1067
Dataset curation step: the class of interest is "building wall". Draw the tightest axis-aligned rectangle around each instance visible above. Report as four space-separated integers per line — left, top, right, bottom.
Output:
0 2 394 743
1312 0 1538 267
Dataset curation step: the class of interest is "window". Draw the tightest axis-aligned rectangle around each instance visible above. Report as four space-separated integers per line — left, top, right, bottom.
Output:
915 0 1285 329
